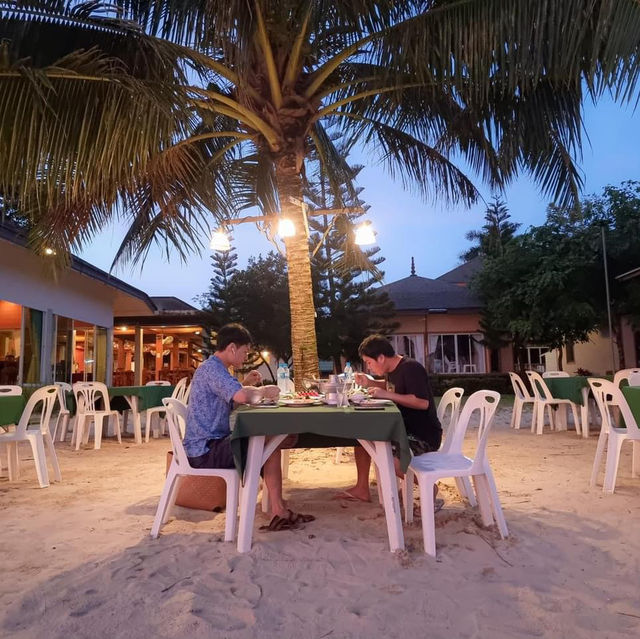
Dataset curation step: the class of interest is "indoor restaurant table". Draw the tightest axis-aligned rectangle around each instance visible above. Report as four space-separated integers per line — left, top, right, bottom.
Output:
230 403 410 553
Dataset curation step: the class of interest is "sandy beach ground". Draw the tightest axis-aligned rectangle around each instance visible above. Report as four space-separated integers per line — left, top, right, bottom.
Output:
1 402 639 639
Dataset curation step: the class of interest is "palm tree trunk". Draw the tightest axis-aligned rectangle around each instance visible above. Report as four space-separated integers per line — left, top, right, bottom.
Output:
275 154 319 388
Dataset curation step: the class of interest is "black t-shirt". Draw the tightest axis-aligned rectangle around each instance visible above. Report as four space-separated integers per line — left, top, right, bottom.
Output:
386 358 442 449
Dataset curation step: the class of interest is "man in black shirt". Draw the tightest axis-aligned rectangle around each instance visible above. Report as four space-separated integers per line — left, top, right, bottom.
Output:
340 334 442 503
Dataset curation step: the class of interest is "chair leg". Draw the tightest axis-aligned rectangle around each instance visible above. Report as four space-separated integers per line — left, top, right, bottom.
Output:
417 477 436 556
29 435 50 488
373 464 383 505
44 433 62 482
151 470 180 538
164 474 182 524
535 402 546 435
590 429 608 488
112 413 122 444
603 433 625 494
572 404 582 436
456 476 477 507
472 474 494 527
7 442 19 480
74 415 85 450
224 478 240 542
145 411 153 443
281 449 290 480
93 415 104 450
513 400 523 430
403 469 414 523
483 469 508 538
530 402 537 430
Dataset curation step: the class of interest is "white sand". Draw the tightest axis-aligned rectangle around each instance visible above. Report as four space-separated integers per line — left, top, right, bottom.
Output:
1 405 639 639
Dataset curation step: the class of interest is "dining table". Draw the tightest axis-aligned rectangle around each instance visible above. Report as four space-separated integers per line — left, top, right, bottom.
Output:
230 402 410 554
0 394 25 429
66 385 175 444
544 376 593 437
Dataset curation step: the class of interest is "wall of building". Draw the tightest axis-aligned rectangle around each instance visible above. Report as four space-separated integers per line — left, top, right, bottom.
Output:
560 331 620 375
620 316 638 368
1 240 116 327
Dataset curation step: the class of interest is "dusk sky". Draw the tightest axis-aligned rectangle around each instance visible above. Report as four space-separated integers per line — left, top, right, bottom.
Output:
79 95 640 307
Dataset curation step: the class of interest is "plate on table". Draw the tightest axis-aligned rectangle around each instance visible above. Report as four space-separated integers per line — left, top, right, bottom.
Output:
280 398 323 407
352 399 393 407
251 401 279 409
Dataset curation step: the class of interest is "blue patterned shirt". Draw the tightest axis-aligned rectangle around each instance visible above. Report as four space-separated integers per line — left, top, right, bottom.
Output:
183 355 242 457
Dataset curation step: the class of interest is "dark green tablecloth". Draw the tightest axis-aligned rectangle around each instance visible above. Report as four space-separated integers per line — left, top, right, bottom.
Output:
0 395 26 427
109 385 174 411
230 404 410 475
66 385 175 414
621 386 640 430
545 376 589 405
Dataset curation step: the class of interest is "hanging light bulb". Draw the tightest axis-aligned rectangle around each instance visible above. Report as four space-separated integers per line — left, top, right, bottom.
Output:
278 218 296 237
210 228 231 251
354 221 376 246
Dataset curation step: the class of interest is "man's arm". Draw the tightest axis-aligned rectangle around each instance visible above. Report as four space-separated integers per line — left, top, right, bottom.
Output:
369 386 429 410
354 372 386 389
233 386 261 404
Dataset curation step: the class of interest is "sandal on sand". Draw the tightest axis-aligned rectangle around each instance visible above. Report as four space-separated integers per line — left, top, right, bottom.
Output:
434 498 445 513
287 509 315 525
259 514 298 532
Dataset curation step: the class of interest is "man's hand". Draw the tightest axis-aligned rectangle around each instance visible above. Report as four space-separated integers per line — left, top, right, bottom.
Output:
243 369 263 386
354 372 373 387
369 386 391 400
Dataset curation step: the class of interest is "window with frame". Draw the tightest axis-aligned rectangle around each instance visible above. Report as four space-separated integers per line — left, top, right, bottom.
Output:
427 333 485 374
389 334 425 366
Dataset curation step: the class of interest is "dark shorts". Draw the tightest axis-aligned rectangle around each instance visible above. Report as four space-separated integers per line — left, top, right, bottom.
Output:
392 434 439 458
188 435 235 469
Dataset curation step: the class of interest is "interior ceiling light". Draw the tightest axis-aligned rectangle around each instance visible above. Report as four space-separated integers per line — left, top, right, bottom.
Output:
354 221 376 246
210 228 231 251
277 218 296 238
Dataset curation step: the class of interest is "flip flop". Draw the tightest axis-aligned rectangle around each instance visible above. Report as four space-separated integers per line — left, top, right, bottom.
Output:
259 514 298 532
434 498 445 513
287 509 316 525
331 490 371 503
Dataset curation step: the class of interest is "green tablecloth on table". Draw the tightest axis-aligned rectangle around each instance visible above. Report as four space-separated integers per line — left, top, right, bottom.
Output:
66 385 175 414
621 386 640 429
0 395 26 427
230 404 410 475
108 385 174 411
544 376 589 405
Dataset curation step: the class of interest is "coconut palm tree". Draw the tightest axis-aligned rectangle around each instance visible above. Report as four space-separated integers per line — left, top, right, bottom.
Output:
2 0 640 382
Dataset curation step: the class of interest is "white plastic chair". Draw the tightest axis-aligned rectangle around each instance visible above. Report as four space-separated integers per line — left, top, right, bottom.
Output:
0 385 61 487
52 382 74 442
72 382 121 450
151 398 240 541
525 370 581 435
0 385 21 396
613 368 640 388
144 377 189 442
406 390 507 556
588 378 640 493
508 372 536 430
542 371 571 378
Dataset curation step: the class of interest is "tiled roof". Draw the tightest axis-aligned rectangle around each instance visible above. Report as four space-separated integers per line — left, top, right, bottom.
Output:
436 256 483 284
150 296 199 313
379 275 481 312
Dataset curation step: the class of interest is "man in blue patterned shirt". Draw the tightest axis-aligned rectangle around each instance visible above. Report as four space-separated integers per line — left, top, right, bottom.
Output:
185 323 314 531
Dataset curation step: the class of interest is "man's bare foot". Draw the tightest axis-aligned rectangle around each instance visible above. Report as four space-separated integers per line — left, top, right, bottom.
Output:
332 488 371 502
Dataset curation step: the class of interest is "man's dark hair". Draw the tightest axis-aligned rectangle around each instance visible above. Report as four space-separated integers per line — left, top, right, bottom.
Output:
216 323 252 351
358 334 395 359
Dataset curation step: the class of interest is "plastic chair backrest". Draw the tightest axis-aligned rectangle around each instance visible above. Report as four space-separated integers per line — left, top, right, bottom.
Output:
437 387 463 453
15 385 58 437
445 390 501 458
508 372 531 400
525 370 554 401
54 381 72 410
542 371 570 378
588 378 640 436
0 385 22 396
73 381 112 413
613 368 640 387
630 372 640 387
163 398 189 468
146 380 171 386
172 377 189 402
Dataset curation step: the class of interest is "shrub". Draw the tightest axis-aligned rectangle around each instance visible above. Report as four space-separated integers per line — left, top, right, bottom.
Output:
430 373 512 396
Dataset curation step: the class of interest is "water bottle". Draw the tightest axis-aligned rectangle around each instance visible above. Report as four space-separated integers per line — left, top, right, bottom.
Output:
277 363 287 393
282 362 291 391
343 361 354 383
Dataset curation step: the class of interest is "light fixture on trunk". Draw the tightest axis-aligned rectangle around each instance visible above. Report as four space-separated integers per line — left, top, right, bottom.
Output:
277 218 295 237
354 221 376 246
